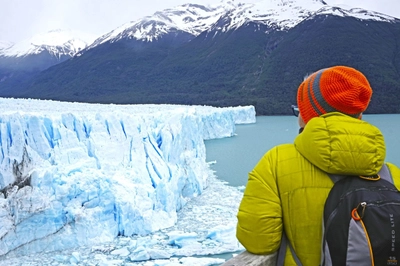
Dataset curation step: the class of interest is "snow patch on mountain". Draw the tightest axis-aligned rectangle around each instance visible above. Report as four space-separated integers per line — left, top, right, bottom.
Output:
315 6 398 22
85 2 238 49
0 41 13 51
208 0 326 33
0 29 97 58
209 0 398 34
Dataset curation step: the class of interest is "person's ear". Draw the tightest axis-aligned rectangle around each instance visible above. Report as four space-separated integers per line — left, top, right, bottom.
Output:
298 114 306 128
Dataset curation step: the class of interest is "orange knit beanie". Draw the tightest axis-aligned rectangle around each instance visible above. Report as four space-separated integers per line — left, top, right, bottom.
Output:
297 66 373 124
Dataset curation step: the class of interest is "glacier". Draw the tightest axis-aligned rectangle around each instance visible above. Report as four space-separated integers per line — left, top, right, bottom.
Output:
0 98 255 265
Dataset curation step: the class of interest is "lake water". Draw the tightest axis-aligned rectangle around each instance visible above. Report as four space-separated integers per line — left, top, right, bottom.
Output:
205 114 400 187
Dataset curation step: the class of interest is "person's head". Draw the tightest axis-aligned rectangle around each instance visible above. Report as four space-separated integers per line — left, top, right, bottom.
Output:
297 65 373 125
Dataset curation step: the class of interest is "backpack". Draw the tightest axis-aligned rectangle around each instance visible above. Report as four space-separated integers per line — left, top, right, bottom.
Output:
277 164 400 266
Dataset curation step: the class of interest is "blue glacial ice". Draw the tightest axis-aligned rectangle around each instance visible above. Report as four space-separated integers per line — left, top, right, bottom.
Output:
0 98 255 265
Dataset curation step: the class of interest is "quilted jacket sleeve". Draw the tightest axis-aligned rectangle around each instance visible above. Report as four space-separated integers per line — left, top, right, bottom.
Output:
388 162 400 190
236 146 282 254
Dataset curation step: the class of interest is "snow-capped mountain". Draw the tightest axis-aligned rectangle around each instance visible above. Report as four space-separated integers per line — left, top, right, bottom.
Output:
2 0 398 58
313 5 398 21
208 0 397 34
208 0 326 33
86 0 398 50
84 2 237 50
0 29 98 84
0 29 96 58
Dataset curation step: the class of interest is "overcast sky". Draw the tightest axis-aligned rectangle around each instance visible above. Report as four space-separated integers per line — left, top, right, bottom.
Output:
1 0 399 43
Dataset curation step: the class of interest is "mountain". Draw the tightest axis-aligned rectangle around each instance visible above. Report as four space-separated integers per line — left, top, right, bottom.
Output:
0 29 96 84
1 0 399 115
83 2 237 51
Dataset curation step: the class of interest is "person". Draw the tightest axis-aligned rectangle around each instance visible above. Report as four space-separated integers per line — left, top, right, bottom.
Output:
236 65 400 265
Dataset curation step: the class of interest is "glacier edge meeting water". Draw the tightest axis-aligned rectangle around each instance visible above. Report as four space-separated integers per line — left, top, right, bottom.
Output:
0 98 255 265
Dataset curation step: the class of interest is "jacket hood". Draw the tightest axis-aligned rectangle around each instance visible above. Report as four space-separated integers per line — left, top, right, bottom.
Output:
294 112 386 176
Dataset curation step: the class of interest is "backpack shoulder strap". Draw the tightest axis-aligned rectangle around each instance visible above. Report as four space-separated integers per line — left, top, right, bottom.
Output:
378 163 392 183
277 230 303 266
327 164 392 184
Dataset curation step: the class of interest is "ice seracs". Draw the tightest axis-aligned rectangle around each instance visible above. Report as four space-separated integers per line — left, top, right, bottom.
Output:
0 98 255 259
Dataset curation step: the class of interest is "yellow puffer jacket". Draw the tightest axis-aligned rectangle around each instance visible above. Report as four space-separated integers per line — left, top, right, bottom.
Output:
236 112 400 265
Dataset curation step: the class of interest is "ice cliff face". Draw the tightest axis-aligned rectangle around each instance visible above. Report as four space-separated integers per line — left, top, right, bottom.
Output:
0 98 255 257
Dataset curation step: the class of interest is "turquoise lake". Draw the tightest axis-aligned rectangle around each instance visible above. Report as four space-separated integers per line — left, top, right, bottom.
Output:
205 114 400 187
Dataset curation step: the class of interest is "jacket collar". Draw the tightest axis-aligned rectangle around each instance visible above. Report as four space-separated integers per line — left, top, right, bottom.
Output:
294 112 386 176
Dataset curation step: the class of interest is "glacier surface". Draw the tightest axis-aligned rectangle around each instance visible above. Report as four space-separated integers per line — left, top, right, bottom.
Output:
0 98 255 264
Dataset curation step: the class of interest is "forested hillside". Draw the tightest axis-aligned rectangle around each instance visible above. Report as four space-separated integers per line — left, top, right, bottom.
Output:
1 15 399 115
